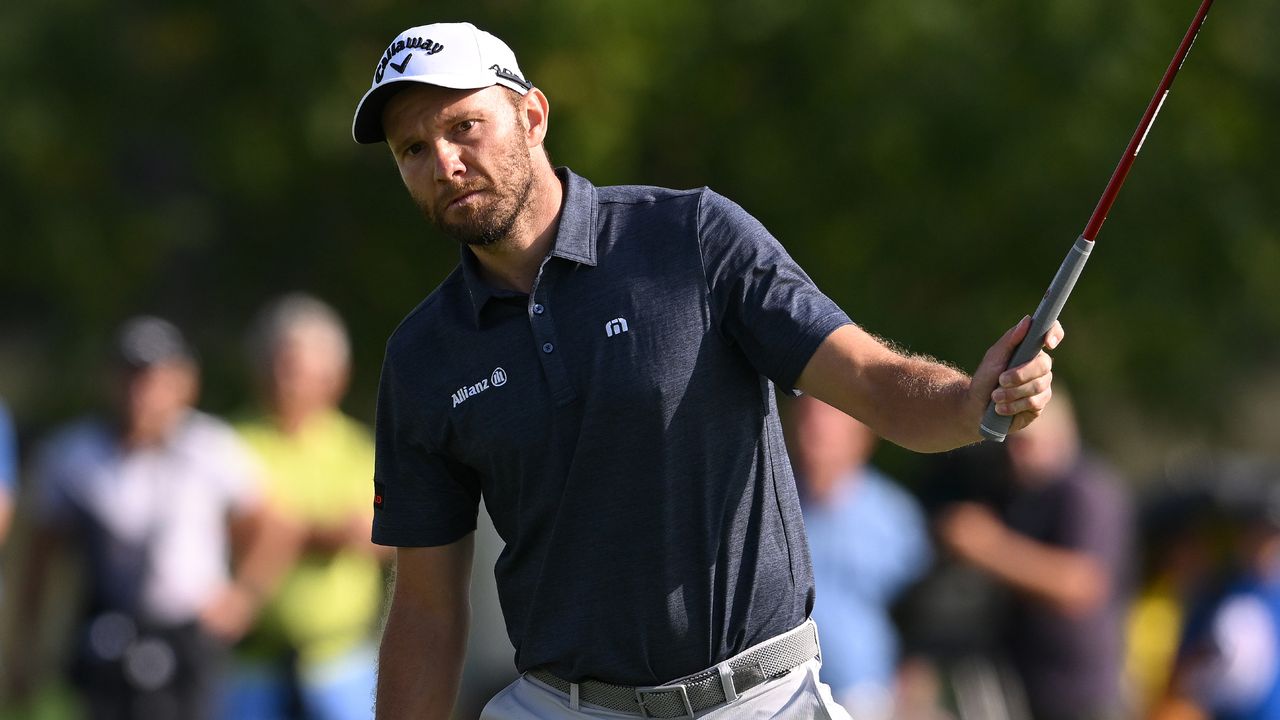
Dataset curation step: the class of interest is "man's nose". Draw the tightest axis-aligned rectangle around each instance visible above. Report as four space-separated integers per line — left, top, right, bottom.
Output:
434 141 465 182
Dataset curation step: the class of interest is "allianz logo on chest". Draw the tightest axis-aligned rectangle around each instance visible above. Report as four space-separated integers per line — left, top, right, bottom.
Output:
451 367 508 408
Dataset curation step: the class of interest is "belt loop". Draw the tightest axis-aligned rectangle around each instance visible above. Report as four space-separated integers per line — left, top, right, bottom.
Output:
717 661 738 703
809 619 822 665
569 682 580 711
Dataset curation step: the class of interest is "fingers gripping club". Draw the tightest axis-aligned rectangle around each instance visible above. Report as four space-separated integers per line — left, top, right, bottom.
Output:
979 237 1091 442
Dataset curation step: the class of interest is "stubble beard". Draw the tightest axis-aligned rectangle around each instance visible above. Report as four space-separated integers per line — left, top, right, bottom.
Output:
418 132 536 249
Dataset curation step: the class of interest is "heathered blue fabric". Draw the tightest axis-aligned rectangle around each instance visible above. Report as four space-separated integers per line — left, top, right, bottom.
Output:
372 168 851 685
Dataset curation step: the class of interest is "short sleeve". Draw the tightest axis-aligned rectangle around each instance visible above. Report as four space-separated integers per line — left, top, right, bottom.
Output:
697 190 851 393
371 343 481 548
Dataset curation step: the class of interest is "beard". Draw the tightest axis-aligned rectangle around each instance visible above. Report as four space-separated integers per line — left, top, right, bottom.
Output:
416 131 536 248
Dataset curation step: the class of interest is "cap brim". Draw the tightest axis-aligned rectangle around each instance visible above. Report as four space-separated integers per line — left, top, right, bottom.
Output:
352 73 524 144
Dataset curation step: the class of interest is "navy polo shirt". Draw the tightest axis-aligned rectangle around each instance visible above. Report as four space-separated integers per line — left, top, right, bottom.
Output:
373 167 852 685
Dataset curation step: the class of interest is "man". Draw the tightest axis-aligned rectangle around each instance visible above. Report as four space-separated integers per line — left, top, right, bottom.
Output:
223 294 386 720
1150 460 1280 720
351 22 1062 719
0 397 16 602
7 316 297 720
787 394 932 719
935 390 1131 720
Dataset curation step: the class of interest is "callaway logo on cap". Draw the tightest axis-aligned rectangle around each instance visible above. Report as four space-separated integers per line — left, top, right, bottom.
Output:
352 21 532 144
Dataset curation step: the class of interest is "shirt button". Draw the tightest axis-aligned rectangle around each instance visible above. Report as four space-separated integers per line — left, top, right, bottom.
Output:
533 304 545 315
542 343 554 354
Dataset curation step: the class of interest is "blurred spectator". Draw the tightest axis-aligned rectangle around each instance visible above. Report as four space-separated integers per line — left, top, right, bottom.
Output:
1125 480 1220 715
0 397 16 553
935 389 1133 720
786 394 933 720
221 294 386 720
4 316 296 720
0 397 16 623
897 440 1020 720
1150 459 1280 720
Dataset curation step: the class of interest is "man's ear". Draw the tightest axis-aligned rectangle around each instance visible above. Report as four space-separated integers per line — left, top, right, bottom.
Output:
522 88 550 149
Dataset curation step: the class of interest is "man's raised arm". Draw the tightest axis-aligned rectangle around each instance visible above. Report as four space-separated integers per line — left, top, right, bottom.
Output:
376 535 475 720
796 317 1062 453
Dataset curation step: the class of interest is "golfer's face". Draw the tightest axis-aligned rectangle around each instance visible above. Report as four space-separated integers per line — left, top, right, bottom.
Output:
382 85 531 239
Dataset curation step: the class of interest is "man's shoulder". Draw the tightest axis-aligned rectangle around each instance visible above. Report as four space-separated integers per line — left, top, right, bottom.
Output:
37 418 111 470
859 467 917 503
592 182 769 252
595 182 707 208
318 409 375 450
848 468 926 520
593 183 754 222
1063 456 1128 502
178 410 254 454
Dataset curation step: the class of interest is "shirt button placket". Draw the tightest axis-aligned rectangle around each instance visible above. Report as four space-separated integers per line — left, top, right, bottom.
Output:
528 268 575 405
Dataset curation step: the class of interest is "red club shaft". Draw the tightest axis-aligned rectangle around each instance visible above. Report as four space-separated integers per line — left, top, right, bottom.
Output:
1081 0 1215 242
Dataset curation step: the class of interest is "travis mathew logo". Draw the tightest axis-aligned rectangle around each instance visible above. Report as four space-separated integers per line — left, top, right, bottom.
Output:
375 37 444 82
490 64 532 90
452 367 508 408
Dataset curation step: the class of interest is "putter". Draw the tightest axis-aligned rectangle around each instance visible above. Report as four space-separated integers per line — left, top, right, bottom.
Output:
979 0 1216 442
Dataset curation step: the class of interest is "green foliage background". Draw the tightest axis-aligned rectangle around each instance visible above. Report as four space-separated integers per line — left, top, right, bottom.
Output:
1 0 1277 477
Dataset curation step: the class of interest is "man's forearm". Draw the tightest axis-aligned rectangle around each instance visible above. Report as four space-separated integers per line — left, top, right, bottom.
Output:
963 531 1108 615
232 505 301 600
375 541 476 720
797 324 980 452
375 594 469 720
857 349 979 452
798 318 1061 452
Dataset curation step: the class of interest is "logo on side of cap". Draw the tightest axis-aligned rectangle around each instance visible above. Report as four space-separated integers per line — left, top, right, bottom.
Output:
375 37 445 83
490 64 532 90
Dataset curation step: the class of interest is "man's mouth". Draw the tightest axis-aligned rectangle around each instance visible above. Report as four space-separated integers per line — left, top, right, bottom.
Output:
446 189 484 211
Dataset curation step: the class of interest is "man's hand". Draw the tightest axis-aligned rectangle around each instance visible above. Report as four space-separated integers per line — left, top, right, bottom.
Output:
968 316 1064 435
199 582 260 643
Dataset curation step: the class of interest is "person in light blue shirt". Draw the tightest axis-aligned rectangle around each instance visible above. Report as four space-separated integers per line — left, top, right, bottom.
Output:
788 394 933 720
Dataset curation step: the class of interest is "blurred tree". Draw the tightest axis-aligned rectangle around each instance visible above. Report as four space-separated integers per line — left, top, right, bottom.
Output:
1 0 1276 476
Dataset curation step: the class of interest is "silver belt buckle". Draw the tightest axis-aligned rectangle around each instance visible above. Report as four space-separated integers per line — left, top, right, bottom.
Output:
635 682 694 719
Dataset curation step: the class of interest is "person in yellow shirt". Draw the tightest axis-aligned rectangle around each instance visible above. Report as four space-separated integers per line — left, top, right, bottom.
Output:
224 294 389 720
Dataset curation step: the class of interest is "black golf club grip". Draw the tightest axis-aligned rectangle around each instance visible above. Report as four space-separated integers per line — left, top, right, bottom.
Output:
979 236 1094 442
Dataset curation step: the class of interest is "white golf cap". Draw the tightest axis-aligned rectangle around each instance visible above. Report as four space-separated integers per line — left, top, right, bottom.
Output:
352 22 532 144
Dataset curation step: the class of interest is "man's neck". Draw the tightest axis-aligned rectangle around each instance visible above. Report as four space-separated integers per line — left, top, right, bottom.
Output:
272 401 327 436
117 410 186 450
471 164 564 294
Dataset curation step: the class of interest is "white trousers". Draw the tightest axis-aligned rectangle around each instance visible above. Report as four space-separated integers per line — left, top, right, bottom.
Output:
479 658 854 720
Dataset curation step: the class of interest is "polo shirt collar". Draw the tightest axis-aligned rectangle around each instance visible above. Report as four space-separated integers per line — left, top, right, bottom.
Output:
548 167 598 267
460 166 598 324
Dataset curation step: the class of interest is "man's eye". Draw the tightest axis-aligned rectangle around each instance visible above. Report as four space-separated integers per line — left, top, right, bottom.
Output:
405 142 425 157
456 120 476 133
